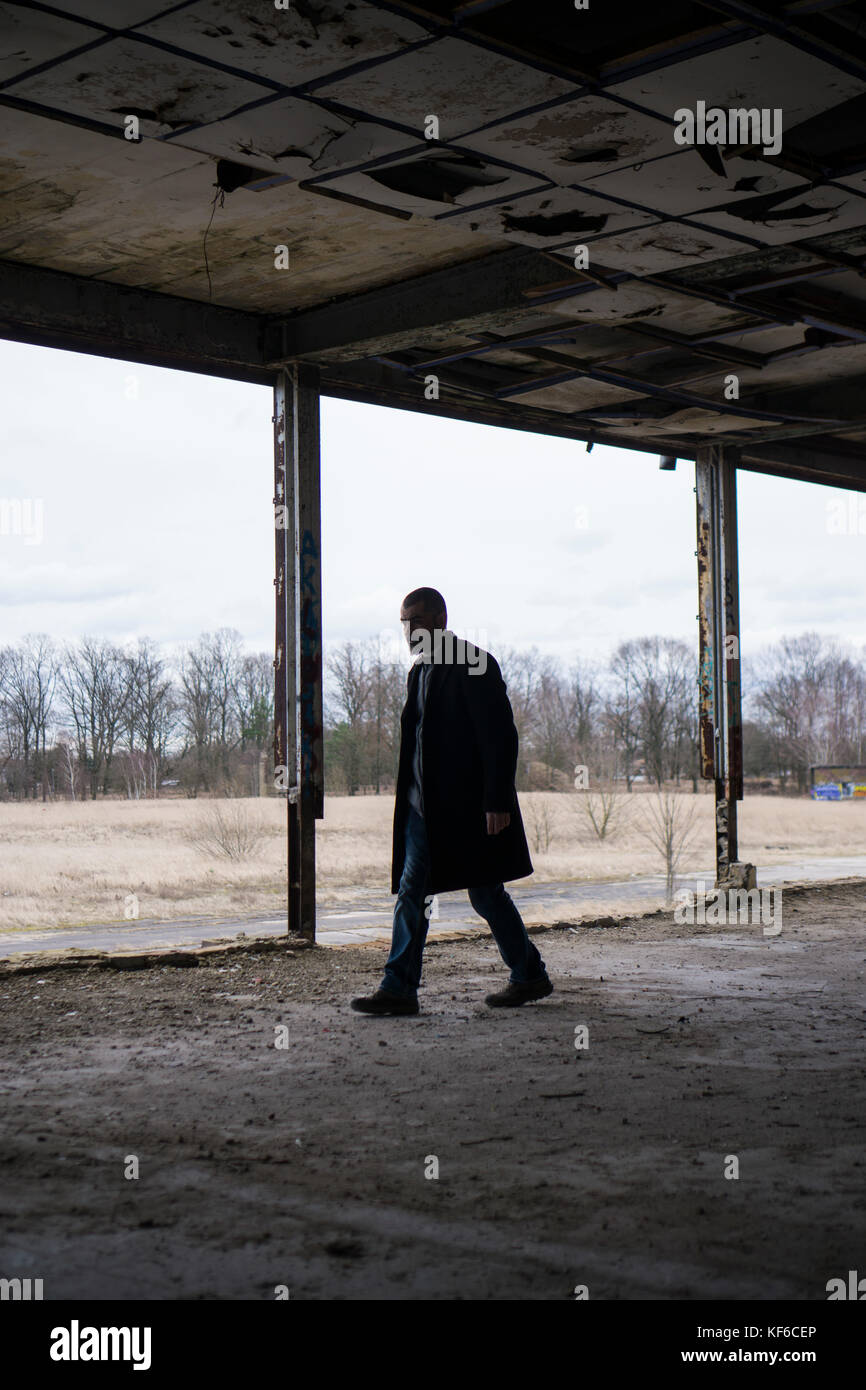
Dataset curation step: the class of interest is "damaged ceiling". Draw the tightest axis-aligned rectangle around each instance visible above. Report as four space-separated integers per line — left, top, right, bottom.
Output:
2 0 866 487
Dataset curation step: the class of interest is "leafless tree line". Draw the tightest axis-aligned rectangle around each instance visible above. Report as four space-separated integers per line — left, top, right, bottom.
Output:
0 630 272 800
745 632 866 792
325 631 866 797
3 628 863 801
504 636 700 792
323 633 700 795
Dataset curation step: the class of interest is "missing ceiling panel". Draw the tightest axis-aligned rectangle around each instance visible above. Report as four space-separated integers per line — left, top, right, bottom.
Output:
166 99 414 182
310 149 540 218
454 185 656 246
701 184 866 246
214 158 292 192
784 93 866 176
368 153 509 203
584 149 805 219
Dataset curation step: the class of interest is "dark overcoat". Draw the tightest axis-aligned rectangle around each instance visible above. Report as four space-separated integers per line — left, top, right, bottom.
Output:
391 636 534 895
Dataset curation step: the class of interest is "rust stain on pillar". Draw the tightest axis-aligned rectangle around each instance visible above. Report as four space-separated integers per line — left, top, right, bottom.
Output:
695 460 716 781
273 380 288 794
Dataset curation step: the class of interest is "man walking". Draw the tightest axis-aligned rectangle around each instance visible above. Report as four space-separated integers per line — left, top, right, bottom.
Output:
351 587 553 1016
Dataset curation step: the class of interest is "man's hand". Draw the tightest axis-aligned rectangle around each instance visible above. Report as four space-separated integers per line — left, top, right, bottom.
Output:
486 811 511 835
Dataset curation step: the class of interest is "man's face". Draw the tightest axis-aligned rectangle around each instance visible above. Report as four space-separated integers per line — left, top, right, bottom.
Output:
400 603 445 656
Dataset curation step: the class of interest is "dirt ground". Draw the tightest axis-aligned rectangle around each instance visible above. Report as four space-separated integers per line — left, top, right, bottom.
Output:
1 879 864 1301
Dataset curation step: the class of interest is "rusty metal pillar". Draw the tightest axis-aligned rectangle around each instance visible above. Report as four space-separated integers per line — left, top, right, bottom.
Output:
273 365 323 941
695 444 756 891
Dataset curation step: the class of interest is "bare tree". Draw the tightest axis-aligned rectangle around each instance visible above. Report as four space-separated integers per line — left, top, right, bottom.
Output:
118 746 148 800
568 659 599 770
0 645 22 795
534 657 573 787
671 649 701 791
576 783 631 841
639 792 699 904
364 636 405 794
326 641 372 794
525 795 553 853
55 735 79 800
383 654 408 788
178 639 214 792
125 638 177 795
210 628 244 785
753 633 830 791
498 645 544 789
606 642 642 789
59 638 131 798
185 799 266 860
235 651 273 754
658 640 697 787
0 635 59 798
822 644 866 764
634 637 692 787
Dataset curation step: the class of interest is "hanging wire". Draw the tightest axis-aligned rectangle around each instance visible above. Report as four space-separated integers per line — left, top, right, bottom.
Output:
202 186 225 301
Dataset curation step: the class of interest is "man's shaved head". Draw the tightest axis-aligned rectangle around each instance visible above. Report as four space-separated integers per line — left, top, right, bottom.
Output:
401 587 447 623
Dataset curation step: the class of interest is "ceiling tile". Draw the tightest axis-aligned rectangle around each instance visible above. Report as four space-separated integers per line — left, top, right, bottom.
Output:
553 220 751 275
462 93 673 184
314 35 576 137
610 36 865 129
138 0 430 87
583 148 804 218
0 2 99 84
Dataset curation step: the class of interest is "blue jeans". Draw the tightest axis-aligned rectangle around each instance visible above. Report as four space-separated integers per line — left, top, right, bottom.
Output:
380 805 546 999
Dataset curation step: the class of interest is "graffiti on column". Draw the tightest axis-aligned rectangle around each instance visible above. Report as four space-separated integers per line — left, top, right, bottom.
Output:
299 525 322 787
273 399 288 784
696 514 715 778
715 796 729 868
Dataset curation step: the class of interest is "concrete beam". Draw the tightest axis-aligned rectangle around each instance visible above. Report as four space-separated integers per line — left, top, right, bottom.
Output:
738 441 866 492
2 257 865 494
265 246 594 364
0 259 270 384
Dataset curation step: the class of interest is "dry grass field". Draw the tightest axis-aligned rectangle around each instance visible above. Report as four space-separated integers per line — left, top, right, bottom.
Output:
0 791 863 932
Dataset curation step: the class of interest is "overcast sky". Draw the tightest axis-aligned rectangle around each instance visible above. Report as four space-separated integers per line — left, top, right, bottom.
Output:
2 338 864 673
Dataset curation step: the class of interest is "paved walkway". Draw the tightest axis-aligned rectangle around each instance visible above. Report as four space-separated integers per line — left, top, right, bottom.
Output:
1 855 863 956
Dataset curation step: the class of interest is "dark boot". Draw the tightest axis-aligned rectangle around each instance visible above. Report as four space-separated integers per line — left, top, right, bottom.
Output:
351 990 419 1016
485 976 553 1008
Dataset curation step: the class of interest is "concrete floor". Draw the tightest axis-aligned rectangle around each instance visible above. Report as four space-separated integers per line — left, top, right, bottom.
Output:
0 878 863 1300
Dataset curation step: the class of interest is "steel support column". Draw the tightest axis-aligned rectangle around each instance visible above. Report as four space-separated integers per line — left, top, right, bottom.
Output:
273 365 323 941
695 445 756 890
